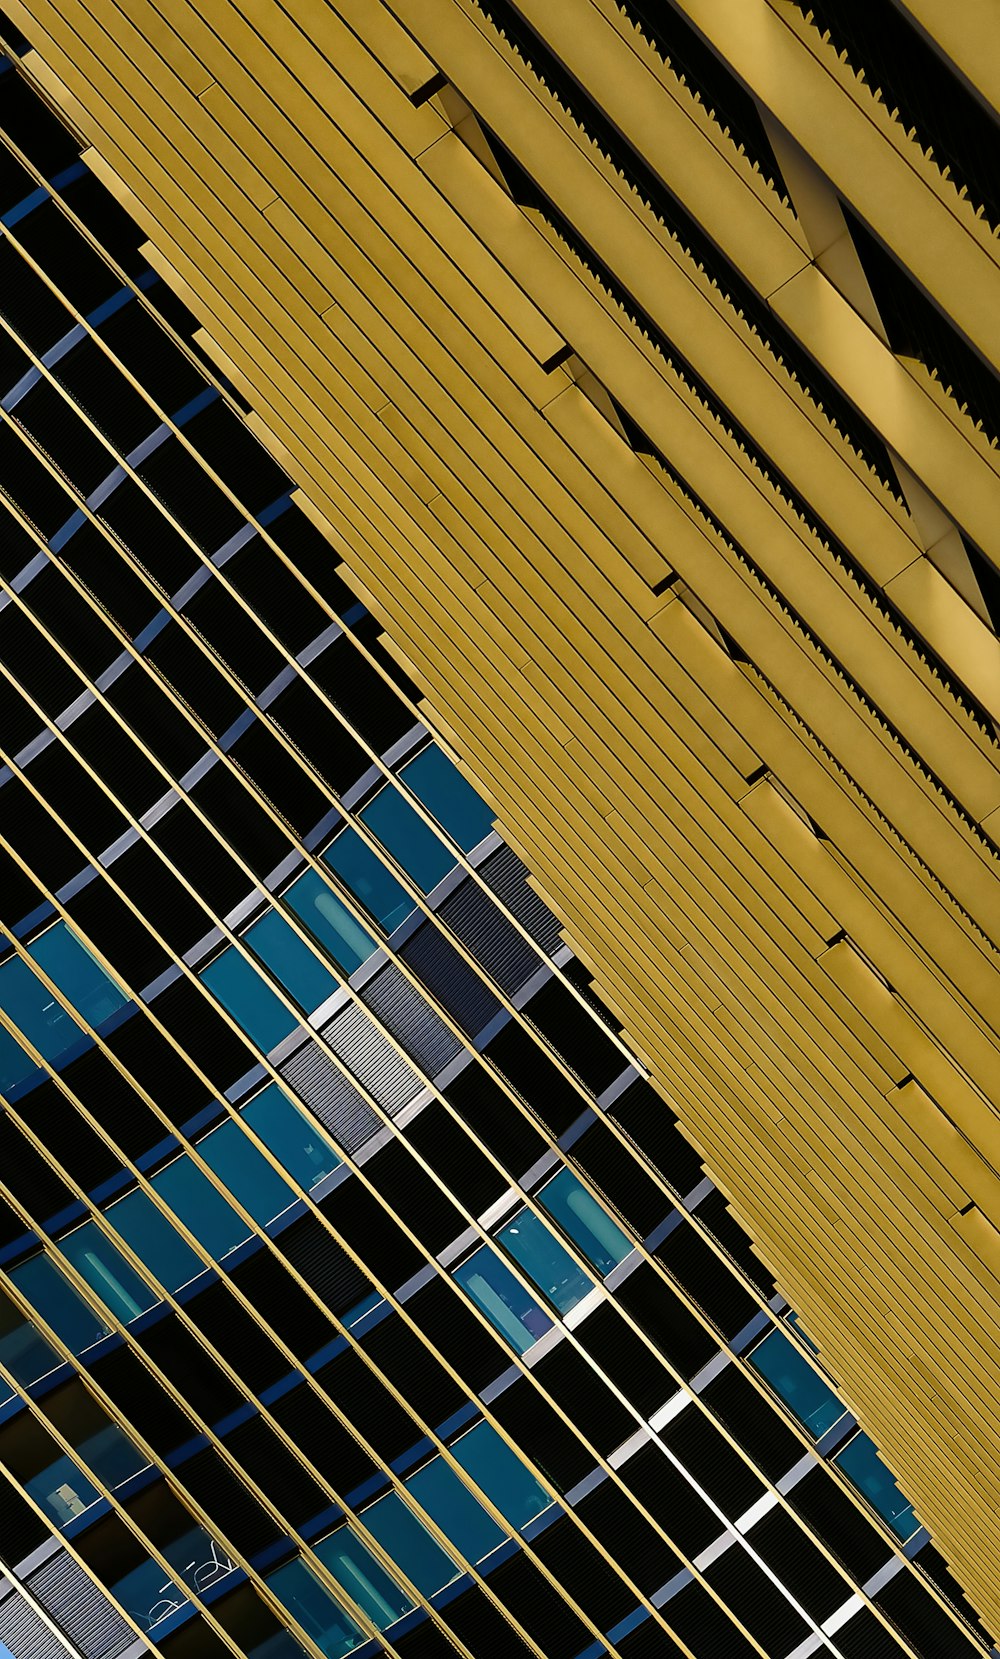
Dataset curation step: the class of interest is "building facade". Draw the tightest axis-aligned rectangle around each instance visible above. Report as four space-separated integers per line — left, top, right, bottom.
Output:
0 3 995 1658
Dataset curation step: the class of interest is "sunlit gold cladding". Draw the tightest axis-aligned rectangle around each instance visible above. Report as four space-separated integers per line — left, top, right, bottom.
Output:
5 0 1000 1635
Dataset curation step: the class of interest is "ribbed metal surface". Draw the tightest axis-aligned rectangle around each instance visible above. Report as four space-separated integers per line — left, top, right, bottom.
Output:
478 845 563 958
360 960 462 1078
0 1590 67 1659
321 1002 423 1114
28 1552 134 1659
278 1036 382 1151
437 873 540 995
400 922 502 1040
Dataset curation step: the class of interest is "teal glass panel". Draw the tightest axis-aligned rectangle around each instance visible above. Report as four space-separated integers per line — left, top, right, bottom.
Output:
454 1246 552 1354
749 1328 844 1439
323 829 413 936
268 1558 366 1658
285 870 375 978
197 1118 296 1227
201 946 296 1053
834 1432 918 1539
399 746 494 852
359 787 454 894
59 1222 156 1323
107 1188 205 1293
240 1083 340 1193
25 1453 99 1527
112 1556 189 1634
0 1286 60 1384
406 1456 505 1563
11 1254 110 1355
314 1529 413 1630
449 1421 551 1530
537 1167 633 1276
0 1019 35 1092
246 908 339 1015
151 1153 249 1260
496 1208 594 1315
30 925 127 1030
0 923 126 1078
360 1491 457 1597
77 1421 148 1490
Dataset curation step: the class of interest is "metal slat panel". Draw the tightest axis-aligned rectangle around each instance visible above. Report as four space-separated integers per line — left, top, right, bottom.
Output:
27 1553 133 1659
438 872 540 995
360 959 462 1077
0 1593 67 1659
321 1001 423 1113
278 1036 381 1151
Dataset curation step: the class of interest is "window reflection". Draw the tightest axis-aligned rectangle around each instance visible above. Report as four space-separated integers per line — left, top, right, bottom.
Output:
196 1118 295 1228
359 787 454 895
834 1431 918 1539
239 1083 340 1194
0 1284 62 1384
748 1327 844 1439
284 870 375 977
267 1557 366 1658
537 1167 633 1276
59 1221 157 1324
399 745 494 852
0 923 127 1089
200 947 296 1053
453 1245 551 1354
449 1421 551 1530
406 1455 505 1563
322 829 412 936
10 1253 111 1357
151 1152 249 1261
496 1208 594 1315
245 908 340 1016
107 1188 205 1295
360 1491 458 1597
313 1528 413 1630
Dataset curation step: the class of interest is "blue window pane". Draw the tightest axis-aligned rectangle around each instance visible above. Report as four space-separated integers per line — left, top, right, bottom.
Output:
834 1432 918 1540
0 1287 61 1384
406 1456 505 1563
360 1491 457 1597
314 1529 413 1630
77 1421 148 1491
359 787 454 895
285 870 375 978
151 1153 250 1260
201 946 296 1053
537 1167 633 1276
0 924 126 1079
749 1328 844 1440
399 746 494 852
59 1222 157 1324
323 829 413 936
11 1254 110 1355
240 1083 340 1193
25 1452 99 1527
0 1019 35 1092
268 1558 366 1659
454 1245 552 1354
246 908 339 1016
30 925 127 1031
449 1421 551 1530
496 1208 594 1315
107 1188 205 1293
197 1119 296 1227
112 1556 189 1634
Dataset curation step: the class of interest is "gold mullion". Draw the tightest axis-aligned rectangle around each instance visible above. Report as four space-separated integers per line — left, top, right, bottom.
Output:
0 1348 264 1659
0 765 668 1659
0 35 961 1645
0 1010 512 1659
0 753 769 1659
0 570 925 1651
0 1262 335 1659
0 299 643 1100
0 164 630 1083
0 540 909 1638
